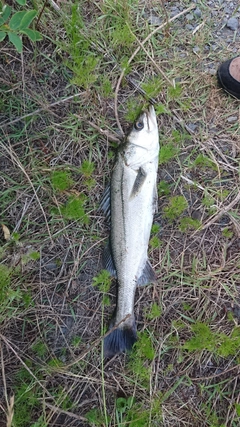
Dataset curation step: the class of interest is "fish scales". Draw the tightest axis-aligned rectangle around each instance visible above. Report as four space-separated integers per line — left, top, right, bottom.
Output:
102 105 159 357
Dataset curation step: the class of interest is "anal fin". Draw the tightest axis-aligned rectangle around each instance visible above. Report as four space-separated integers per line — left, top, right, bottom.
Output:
137 259 157 286
102 240 117 278
99 183 111 223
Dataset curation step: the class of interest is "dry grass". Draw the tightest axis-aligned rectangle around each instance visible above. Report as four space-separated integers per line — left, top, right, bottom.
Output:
0 0 240 426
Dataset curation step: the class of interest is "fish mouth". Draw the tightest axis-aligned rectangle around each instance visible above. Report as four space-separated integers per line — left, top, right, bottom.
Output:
145 105 156 131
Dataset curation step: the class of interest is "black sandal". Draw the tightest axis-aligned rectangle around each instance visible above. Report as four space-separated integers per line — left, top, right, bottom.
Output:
217 57 240 99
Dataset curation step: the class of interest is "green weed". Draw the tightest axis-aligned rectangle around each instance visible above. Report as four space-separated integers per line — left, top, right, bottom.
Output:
155 103 171 115
13 365 41 427
142 76 163 99
128 330 155 389
0 263 11 291
149 235 162 249
168 83 182 99
92 269 112 293
80 160 95 177
0 263 32 320
125 98 144 122
98 75 113 98
111 23 135 48
183 322 240 357
163 195 188 221
145 302 162 320
202 193 217 214
31 340 48 358
85 408 109 426
51 170 74 191
159 142 179 164
158 180 171 196
193 153 217 171
179 217 201 232
115 394 163 427
222 227 233 238
63 4 100 88
52 195 89 223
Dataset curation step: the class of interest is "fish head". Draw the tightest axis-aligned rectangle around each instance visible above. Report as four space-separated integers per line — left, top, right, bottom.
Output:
127 105 159 155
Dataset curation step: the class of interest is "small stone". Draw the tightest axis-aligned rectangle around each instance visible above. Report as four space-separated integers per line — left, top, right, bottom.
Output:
194 7 202 18
186 13 194 21
226 17 238 31
227 116 238 123
44 262 58 271
147 13 162 26
187 123 198 132
207 68 217 76
193 45 200 53
186 24 194 30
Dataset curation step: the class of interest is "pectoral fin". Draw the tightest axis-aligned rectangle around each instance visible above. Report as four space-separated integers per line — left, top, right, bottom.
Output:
130 167 147 198
137 259 157 286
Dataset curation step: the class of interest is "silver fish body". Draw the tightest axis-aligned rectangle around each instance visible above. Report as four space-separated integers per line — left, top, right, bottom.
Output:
101 105 159 357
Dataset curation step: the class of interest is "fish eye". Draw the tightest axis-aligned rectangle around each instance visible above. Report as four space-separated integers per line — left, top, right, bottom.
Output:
134 120 144 131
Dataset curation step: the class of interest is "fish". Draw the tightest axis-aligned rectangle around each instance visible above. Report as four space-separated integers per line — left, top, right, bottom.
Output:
100 105 159 358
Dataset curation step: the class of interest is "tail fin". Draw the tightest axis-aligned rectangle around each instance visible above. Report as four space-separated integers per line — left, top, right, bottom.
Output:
104 320 137 358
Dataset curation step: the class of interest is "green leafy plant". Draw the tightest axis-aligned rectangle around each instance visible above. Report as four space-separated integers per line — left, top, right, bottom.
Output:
125 98 144 122
145 302 162 320
179 217 201 232
13 365 42 427
128 330 155 388
111 23 135 48
149 235 162 249
163 195 188 221
53 195 89 223
158 180 171 196
80 160 95 177
202 193 217 215
168 83 182 99
0 264 11 296
64 4 99 88
51 170 74 191
31 340 48 358
98 75 113 97
155 103 170 115
85 408 108 426
142 76 163 99
0 0 42 53
92 269 111 293
193 153 217 171
150 224 162 249
183 322 240 357
159 143 179 164
222 227 233 239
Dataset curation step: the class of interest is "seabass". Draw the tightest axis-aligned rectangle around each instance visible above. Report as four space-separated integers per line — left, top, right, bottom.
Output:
100 105 159 357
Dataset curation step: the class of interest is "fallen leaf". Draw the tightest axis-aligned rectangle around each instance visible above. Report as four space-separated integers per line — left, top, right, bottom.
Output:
1 224 11 240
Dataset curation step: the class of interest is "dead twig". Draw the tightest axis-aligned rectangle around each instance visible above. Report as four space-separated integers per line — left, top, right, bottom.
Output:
198 190 240 233
0 92 84 129
45 403 88 422
190 364 240 381
85 118 121 143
